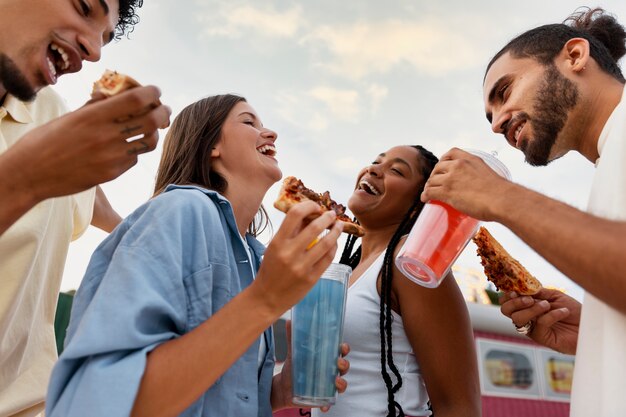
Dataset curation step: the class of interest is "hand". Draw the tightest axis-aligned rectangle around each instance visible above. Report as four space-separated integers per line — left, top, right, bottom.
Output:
420 147 515 221
499 288 581 354
9 85 171 201
254 201 343 315
272 320 350 412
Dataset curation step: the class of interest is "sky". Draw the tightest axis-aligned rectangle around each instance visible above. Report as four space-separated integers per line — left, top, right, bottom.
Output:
58 0 626 301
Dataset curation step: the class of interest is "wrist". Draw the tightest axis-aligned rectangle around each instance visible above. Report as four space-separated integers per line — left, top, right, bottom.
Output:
0 153 40 232
488 181 527 224
246 278 290 320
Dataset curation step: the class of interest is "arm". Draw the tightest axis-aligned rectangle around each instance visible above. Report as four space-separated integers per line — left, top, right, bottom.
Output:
422 148 626 314
0 86 170 235
499 289 581 354
130 203 343 417
90 186 122 232
394 265 481 417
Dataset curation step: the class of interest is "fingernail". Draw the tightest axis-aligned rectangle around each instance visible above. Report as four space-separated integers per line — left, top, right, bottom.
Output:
539 300 549 308
520 296 533 305
509 292 518 298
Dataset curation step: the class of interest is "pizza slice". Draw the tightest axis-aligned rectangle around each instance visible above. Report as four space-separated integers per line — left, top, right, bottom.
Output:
274 176 365 237
473 226 542 295
91 69 141 97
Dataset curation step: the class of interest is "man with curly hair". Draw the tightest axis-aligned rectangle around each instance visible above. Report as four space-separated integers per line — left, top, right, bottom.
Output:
0 1 171 416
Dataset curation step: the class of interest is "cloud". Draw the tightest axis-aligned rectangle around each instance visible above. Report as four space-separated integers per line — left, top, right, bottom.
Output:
197 4 304 38
309 86 360 122
366 83 388 113
302 19 483 78
274 91 330 132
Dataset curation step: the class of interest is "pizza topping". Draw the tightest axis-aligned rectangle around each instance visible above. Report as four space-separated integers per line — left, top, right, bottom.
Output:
274 176 365 237
473 226 542 295
92 70 141 98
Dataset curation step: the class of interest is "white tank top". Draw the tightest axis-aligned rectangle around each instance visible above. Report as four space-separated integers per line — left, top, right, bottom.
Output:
313 253 431 417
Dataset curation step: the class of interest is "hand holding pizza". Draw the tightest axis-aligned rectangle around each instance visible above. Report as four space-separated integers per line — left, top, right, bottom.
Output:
499 288 581 355
251 201 343 316
13 80 170 202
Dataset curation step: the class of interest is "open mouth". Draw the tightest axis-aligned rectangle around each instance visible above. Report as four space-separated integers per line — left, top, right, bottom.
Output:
257 144 277 157
46 43 70 81
358 179 381 196
506 119 526 148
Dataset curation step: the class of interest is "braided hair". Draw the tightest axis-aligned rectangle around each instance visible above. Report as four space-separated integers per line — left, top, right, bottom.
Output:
339 145 439 417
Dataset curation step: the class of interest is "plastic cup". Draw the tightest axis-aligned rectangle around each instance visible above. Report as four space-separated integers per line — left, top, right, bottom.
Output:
291 263 351 407
395 149 511 288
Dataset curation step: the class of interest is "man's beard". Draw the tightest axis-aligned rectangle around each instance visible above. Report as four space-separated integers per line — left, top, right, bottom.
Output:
522 64 579 166
0 54 37 102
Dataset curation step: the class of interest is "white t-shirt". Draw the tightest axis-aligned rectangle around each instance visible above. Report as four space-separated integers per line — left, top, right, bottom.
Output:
570 85 626 417
314 253 430 417
0 88 95 417
240 235 267 371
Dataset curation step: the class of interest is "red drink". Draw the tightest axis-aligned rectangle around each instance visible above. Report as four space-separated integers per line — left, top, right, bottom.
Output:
396 201 479 287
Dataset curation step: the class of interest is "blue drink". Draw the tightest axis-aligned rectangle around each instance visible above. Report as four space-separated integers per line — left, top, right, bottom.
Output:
292 263 351 407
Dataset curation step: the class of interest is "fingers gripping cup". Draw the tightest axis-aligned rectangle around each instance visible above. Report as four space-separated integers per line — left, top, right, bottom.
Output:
291 263 351 407
395 149 511 288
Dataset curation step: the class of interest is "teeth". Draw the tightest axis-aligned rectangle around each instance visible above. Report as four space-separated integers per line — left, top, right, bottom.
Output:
47 57 56 77
50 43 70 70
359 180 380 195
257 144 276 156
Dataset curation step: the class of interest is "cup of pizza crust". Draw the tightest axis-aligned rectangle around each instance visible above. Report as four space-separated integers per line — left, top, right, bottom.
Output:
395 149 511 288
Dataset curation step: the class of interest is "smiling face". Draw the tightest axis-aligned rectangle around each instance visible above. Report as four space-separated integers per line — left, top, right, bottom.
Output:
483 52 581 166
0 0 119 100
211 101 281 194
348 146 424 228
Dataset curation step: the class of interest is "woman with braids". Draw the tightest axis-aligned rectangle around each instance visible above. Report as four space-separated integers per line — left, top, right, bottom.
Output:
45 94 349 417
313 145 480 417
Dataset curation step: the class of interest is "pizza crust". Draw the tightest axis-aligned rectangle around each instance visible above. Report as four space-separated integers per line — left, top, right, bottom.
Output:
473 226 542 295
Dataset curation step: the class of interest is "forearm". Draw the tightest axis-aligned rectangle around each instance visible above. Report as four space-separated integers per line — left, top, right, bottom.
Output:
131 283 281 417
91 186 122 232
493 184 626 313
0 151 40 234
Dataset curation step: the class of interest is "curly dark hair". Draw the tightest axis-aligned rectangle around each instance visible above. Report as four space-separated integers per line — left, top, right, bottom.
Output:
115 0 144 40
486 7 626 83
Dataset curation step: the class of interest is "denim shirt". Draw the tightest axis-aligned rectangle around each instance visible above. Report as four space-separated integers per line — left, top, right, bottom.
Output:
46 185 275 417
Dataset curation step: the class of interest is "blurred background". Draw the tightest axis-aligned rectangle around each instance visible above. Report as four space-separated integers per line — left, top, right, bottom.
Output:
57 1 626 301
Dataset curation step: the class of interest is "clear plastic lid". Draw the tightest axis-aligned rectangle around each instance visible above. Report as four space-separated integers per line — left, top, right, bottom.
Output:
465 149 512 180
321 263 352 283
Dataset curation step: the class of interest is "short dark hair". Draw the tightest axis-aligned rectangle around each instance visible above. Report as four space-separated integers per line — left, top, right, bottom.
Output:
115 0 144 40
486 7 626 83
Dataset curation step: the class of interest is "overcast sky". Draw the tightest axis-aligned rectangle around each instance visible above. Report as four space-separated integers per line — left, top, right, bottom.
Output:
58 1 626 301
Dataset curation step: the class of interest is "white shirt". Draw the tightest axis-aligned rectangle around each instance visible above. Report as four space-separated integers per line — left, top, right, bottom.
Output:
570 85 626 417
0 88 95 417
240 235 267 371
314 253 430 417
